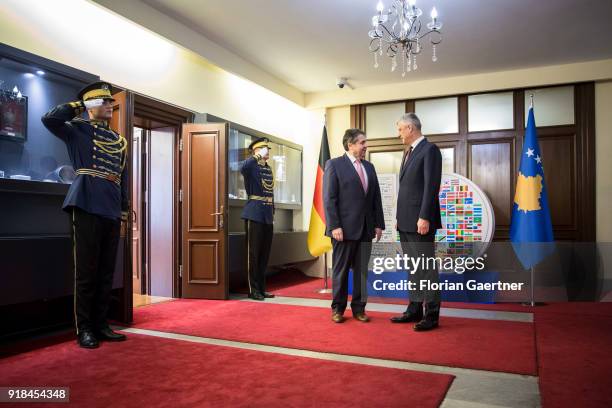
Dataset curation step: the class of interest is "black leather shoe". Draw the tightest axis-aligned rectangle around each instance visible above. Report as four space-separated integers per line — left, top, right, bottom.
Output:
95 327 127 342
332 312 345 323
390 313 423 323
263 292 275 298
248 292 265 301
77 330 99 348
413 319 439 331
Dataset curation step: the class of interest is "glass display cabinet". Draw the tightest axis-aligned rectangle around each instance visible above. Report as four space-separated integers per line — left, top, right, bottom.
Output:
227 122 302 209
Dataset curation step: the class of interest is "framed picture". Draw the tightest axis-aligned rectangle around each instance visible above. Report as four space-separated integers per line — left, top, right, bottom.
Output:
0 90 28 142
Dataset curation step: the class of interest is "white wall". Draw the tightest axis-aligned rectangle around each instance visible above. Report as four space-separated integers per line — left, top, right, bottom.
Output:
0 0 322 230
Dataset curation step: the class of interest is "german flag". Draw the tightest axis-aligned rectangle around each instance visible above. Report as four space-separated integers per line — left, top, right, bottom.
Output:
307 125 332 257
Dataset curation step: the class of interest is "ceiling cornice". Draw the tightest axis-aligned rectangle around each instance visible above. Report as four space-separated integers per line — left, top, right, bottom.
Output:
306 58 612 109
91 0 305 106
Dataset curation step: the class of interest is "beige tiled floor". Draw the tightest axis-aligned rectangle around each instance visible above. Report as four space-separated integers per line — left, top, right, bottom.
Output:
133 293 174 308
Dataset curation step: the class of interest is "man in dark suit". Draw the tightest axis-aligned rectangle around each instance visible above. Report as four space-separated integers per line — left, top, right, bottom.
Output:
391 113 443 331
323 128 385 323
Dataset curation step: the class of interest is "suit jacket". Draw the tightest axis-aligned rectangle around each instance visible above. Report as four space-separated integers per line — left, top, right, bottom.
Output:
396 138 442 233
323 154 385 241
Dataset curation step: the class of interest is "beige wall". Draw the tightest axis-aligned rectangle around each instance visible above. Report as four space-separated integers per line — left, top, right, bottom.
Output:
595 81 612 243
595 81 612 282
325 106 351 159
0 0 322 230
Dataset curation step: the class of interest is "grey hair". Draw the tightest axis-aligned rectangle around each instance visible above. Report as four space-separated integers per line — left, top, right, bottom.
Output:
397 112 422 131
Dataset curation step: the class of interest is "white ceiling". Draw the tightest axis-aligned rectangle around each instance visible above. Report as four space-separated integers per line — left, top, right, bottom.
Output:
139 0 612 93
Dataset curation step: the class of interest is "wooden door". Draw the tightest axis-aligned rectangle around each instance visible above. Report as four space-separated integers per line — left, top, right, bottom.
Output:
109 90 133 323
131 127 143 294
180 123 228 299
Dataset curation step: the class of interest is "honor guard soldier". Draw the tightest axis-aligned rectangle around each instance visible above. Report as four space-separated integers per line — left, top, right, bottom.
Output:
42 81 128 348
241 137 276 301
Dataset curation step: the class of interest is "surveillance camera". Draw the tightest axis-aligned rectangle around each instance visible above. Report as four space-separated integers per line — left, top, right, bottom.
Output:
337 78 348 89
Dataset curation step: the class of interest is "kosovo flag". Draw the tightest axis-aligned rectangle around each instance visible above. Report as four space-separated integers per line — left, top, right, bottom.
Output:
510 106 555 269
307 125 332 257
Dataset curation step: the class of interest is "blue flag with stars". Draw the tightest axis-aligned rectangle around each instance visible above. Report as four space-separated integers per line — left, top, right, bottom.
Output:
510 106 555 269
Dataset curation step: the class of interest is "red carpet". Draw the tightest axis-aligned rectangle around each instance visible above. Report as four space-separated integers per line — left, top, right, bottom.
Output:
132 299 537 375
534 312 612 408
0 333 454 408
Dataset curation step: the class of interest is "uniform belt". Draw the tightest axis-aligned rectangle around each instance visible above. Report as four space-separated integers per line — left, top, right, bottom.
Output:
248 195 273 203
76 169 121 185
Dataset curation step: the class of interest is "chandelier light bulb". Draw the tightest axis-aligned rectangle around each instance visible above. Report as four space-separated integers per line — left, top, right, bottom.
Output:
13 86 18 93
376 0 384 12
17 91 22 98
409 0 416 6
431 7 438 20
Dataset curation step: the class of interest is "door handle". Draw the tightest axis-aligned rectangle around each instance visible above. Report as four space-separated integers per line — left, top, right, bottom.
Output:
211 205 224 229
210 205 224 216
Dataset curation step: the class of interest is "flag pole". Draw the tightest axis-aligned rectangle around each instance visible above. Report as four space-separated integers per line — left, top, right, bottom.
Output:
529 265 535 307
318 252 332 294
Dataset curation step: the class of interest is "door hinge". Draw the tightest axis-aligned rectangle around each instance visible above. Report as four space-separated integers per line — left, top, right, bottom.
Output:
179 189 183 202
179 264 183 278
179 138 183 152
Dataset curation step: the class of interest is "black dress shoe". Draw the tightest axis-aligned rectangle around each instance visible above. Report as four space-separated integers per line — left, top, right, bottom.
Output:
263 292 275 298
413 319 439 331
95 327 127 342
77 331 99 348
390 313 423 323
248 292 265 301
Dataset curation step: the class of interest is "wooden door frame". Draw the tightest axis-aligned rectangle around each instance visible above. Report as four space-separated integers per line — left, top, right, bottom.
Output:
112 89 193 323
132 94 194 299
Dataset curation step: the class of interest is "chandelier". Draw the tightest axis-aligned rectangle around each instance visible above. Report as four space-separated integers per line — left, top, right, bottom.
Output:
369 0 443 77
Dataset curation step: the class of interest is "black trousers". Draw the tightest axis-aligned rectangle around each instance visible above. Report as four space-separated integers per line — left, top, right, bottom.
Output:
245 219 273 296
72 208 120 334
399 231 440 321
331 226 372 314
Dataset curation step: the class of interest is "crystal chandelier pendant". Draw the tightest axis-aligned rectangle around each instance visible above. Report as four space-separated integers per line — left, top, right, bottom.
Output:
369 1 442 74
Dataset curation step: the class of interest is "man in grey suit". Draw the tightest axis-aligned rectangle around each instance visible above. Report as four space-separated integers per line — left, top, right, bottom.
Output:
391 113 443 331
323 129 385 323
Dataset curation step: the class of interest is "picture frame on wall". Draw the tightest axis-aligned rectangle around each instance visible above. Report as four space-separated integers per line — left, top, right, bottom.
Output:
0 90 28 142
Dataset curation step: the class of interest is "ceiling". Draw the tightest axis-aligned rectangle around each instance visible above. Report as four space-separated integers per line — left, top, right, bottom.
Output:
138 0 612 93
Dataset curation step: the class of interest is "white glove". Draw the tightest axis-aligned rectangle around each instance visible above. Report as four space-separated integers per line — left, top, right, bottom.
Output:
84 98 104 109
259 147 269 156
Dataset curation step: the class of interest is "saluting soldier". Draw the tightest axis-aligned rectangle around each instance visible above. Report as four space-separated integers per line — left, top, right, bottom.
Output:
241 137 276 301
42 81 128 348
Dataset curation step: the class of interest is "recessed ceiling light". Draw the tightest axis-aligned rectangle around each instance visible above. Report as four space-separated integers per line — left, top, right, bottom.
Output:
24 72 35 78
36 70 45 75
